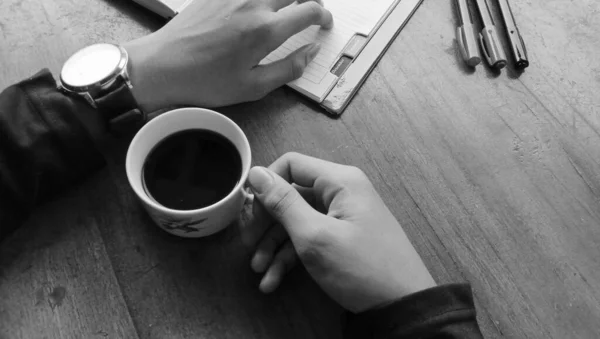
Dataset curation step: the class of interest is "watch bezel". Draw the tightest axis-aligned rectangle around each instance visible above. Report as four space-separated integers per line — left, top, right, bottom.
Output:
59 43 129 97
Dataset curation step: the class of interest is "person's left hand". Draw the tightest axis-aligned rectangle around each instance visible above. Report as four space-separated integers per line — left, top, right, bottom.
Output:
123 0 333 112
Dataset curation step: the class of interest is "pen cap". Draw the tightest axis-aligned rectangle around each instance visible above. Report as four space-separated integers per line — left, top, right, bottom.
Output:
509 32 529 68
496 0 529 68
479 26 507 69
457 24 481 67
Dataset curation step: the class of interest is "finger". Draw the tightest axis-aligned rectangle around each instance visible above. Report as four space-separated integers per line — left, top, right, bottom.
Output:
252 43 320 103
270 153 363 212
259 241 297 293
271 1 333 46
251 224 289 273
240 197 274 249
247 166 325 239
269 152 343 187
267 0 323 11
241 178 316 250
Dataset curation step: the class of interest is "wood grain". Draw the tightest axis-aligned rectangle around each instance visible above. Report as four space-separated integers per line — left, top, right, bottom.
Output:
2 0 600 338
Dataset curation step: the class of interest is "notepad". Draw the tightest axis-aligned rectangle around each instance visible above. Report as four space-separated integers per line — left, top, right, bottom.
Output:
262 0 398 102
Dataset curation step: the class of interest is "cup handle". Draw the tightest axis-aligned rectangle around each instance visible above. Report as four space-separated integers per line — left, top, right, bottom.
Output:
243 187 254 203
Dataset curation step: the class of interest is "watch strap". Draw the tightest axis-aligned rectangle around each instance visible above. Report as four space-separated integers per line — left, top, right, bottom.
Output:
94 79 146 133
95 80 139 121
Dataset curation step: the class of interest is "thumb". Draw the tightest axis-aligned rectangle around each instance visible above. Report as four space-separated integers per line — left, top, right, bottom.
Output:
252 43 320 97
247 166 322 238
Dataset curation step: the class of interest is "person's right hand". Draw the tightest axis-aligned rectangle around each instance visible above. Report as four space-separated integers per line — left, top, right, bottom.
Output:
242 153 436 313
123 0 333 113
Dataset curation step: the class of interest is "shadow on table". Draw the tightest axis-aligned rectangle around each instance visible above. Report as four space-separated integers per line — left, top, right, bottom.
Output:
126 210 342 338
451 40 477 76
91 165 343 338
505 63 526 79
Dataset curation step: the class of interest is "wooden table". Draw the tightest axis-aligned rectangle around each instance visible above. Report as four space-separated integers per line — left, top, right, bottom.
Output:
2 0 600 338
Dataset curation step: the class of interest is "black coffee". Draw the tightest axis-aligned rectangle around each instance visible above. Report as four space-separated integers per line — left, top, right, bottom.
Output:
142 129 242 210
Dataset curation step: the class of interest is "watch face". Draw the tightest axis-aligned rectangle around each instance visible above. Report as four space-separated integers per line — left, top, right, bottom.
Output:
61 43 123 89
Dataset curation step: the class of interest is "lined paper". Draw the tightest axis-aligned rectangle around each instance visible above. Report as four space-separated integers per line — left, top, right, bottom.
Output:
262 0 397 101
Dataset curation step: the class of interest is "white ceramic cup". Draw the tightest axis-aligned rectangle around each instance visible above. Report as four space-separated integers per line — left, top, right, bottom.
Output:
126 108 251 238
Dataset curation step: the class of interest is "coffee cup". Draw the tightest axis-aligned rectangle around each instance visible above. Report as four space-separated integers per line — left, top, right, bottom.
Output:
126 107 251 238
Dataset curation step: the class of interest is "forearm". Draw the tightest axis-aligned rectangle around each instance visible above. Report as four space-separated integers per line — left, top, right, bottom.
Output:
0 69 105 242
344 284 483 339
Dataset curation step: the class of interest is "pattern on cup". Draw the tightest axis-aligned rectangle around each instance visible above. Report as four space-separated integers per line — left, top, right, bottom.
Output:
154 213 209 234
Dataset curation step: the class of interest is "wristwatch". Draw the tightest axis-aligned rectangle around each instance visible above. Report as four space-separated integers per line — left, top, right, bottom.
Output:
59 43 145 128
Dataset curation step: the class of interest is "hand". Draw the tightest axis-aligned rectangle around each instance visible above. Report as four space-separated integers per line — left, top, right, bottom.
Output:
123 0 332 112
241 153 436 313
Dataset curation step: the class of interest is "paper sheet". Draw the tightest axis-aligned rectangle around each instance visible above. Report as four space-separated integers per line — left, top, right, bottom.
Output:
262 0 397 101
132 0 193 17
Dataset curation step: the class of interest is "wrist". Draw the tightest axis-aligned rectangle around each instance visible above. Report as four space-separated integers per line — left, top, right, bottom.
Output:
386 247 438 304
123 35 170 113
358 238 437 313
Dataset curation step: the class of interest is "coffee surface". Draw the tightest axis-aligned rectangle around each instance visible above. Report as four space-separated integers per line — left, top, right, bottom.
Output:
143 129 242 210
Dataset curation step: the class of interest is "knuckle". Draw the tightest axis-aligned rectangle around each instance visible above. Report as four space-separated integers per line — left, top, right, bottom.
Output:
265 187 300 217
239 16 273 44
306 227 331 247
282 152 302 162
235 26 250 46
304 1 323 20
249 13 274 37
254 20 274 39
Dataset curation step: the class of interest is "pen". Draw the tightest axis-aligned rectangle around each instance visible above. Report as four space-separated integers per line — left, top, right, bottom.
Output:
455 0 481 67
496 0 529 68
474 0 507 69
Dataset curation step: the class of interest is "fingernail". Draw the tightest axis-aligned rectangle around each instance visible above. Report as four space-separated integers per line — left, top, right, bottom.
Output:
248 167 273 194
259 274 278 294
307 43 321 61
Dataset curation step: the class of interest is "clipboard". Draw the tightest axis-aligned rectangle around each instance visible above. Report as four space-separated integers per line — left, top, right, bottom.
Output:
131 0 424 115
322 0 424 115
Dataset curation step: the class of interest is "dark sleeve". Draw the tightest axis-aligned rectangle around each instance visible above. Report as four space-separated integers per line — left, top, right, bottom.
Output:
0 69 105 242
343 284 484 339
